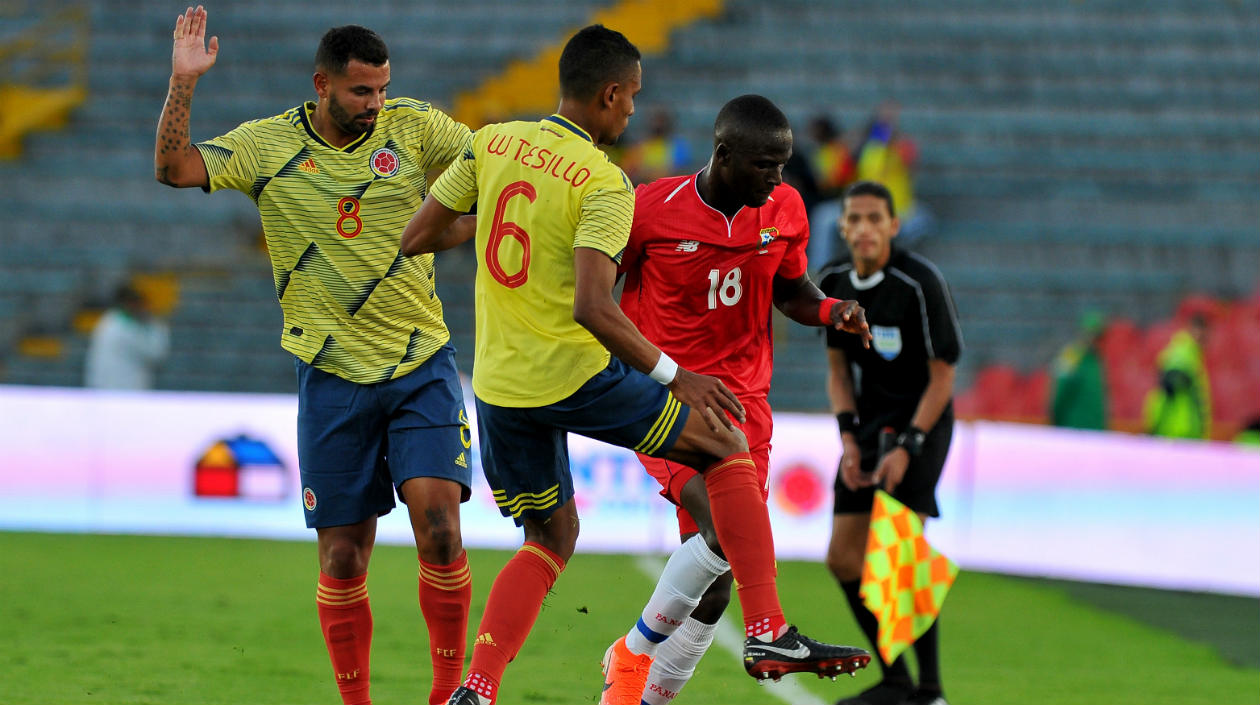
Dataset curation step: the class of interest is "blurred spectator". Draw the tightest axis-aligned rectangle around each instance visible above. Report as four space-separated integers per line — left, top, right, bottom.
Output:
782 149 821 215
855 100 935 246
808 115 856 200
621 107 691 184
804 115 858 266
84 284 170 390
1143 313 1212 439
1049 311 1108 430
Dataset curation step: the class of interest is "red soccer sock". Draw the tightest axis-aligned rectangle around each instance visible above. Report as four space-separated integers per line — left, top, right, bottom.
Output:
317 572 373 705
703 453 786 639
463 542 566 703
418 551 472 705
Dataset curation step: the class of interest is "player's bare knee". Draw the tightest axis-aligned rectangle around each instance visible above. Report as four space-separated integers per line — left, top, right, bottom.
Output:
690 571 732 623
696 423 747 466
321 539 369 578
690 516 724 560
670 412 749 468
413 501 463 560
698 525 723 558
716 423 748 457
523 503 580 562
526 524 578 562
417 522 462 565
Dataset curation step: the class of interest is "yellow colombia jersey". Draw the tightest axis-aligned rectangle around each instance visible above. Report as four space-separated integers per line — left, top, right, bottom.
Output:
429 114 635 407
196 98 471 384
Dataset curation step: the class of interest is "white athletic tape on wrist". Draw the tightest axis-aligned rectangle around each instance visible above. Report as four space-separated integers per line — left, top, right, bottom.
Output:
649 352 679 385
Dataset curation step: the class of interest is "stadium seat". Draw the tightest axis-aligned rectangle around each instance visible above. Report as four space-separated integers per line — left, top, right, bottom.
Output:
1108 363 1152 426
1098 318 1142 367
973 364 1022 419
1018 369 1050 422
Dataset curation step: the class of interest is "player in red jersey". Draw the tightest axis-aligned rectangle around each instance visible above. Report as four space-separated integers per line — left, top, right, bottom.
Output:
598 95 874 705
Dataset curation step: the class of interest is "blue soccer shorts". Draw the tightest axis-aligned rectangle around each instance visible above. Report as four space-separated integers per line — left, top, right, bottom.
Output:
295 345 473 529
475 356 690 525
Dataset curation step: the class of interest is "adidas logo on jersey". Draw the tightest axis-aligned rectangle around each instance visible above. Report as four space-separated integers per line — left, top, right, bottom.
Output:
675 240 700 253
297 157 319 175
454 451 468 468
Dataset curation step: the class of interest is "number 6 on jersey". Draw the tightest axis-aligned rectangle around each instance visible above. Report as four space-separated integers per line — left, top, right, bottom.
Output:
486 180 535 288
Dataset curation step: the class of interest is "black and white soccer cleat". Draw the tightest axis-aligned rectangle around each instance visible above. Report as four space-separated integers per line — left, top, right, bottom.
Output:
742 625 872 681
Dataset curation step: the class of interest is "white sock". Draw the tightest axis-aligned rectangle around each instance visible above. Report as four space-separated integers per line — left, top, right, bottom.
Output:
624 535 730 656
640 617 718 705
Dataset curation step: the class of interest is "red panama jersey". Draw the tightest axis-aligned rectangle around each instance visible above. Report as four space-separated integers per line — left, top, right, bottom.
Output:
620 173 810 399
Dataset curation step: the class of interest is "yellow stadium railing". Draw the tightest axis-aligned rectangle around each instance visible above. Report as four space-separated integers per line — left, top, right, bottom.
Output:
453 0 723 128
0 4 89 159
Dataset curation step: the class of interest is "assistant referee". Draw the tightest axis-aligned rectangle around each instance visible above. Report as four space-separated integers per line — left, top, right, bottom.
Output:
817 180 963 705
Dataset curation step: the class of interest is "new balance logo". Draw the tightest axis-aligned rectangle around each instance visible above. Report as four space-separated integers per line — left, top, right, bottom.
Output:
475 632 496 646
297 157 319 174
454 451 468 468
675 240 699 253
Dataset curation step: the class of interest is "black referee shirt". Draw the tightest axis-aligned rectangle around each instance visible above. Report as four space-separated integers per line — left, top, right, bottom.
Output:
818 246 964 444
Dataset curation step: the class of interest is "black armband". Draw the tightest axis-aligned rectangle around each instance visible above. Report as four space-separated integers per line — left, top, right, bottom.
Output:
896 426 928 457
836 412 859 434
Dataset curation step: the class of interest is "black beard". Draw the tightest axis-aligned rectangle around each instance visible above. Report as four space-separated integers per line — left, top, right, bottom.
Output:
329 98 369 136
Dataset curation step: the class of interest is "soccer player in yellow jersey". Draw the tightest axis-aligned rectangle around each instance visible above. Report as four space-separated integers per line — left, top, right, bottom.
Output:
155 8 473 705
401 25 869 705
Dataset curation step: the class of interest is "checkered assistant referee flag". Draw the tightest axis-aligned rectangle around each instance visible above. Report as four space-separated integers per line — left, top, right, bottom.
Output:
860 490 959 664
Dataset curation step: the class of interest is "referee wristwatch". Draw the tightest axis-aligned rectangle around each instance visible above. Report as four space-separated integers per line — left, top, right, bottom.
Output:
895 426 927 457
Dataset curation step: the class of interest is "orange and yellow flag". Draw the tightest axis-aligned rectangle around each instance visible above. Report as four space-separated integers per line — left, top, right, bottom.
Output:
860 490 958 664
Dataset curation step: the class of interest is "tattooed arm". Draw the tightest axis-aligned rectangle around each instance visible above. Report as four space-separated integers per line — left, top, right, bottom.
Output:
155 5 218 188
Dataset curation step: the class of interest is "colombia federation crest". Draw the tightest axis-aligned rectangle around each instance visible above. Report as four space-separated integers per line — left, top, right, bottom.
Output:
370 147 399 178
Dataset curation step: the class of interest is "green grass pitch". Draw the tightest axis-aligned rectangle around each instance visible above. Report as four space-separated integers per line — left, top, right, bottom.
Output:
0 532 1256 704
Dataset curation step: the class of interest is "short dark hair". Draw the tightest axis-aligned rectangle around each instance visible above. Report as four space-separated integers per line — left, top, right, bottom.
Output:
315 25 389 74
843 180 896 218
113 284 143 308
810 115 841 142
558 24 640 100
714 94 791 151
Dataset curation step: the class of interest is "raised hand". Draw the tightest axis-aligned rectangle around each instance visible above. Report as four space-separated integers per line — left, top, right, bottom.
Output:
171 5 219 78
829 299 872 348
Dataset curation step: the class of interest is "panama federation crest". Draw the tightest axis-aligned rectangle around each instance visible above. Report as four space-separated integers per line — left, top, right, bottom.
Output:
871 325 903 361
370 147 399 178
758 227 778 253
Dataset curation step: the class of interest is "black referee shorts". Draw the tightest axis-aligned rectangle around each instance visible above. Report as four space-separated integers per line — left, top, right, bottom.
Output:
833 412 953 518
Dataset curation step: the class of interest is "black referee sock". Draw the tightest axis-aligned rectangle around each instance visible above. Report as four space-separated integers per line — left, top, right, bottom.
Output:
913 619 943 693
840 579 912 686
